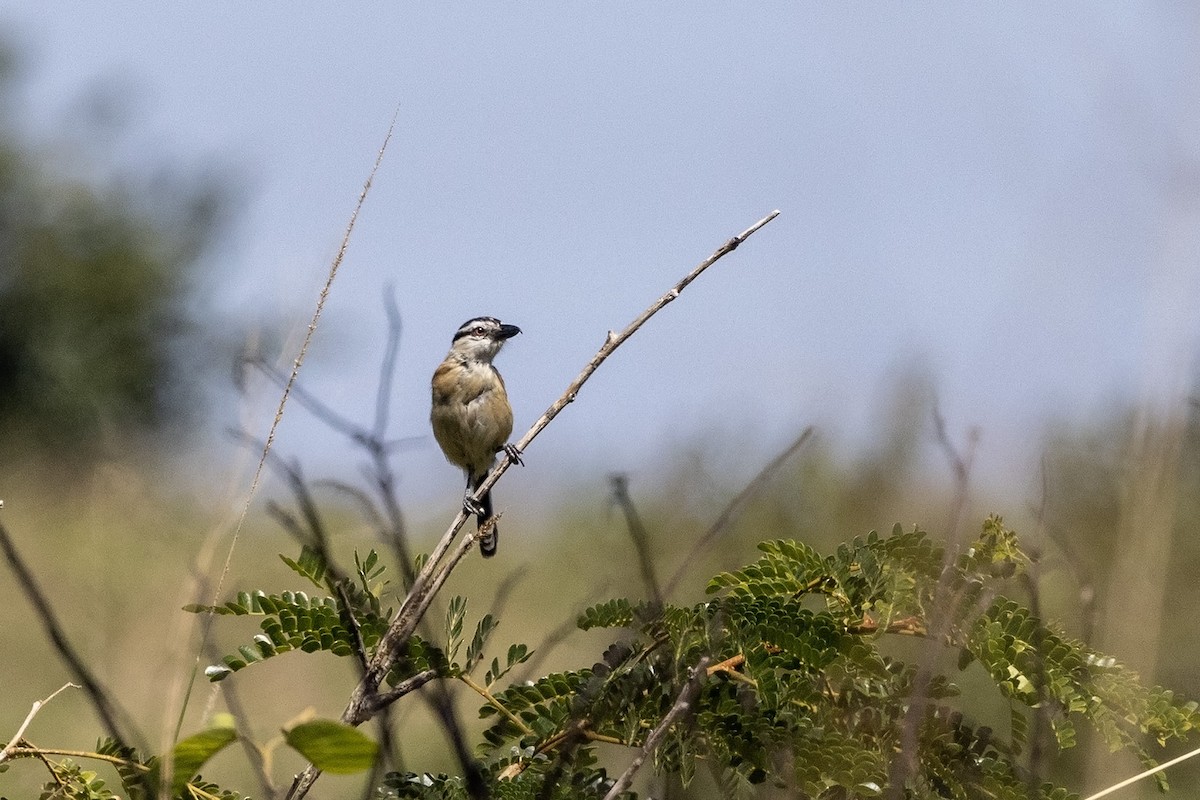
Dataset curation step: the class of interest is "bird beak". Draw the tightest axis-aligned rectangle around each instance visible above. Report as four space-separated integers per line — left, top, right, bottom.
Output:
497 323 521 340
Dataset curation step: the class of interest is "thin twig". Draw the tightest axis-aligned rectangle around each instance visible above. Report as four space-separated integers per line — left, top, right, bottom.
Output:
1081 743 1200 800
381 210 782 661
664 426 813 598
183 111 397 748
369 211 780 686
285 211 780 800
601 657 710 800
0 683 79 764
498 726 626 781
2 745 152 770
366 669 439 715
244 356 366 442
374 286 403 439
0 519 137 748
932 403 980 541
458 674 534 736
210 655 277 800
609 475 664 608
245 291 416 574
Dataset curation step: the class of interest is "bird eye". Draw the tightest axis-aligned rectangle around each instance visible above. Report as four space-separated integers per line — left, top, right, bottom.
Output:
473 327 485 336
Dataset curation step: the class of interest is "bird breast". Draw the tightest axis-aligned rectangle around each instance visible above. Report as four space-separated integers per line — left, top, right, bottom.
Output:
431 360 513 475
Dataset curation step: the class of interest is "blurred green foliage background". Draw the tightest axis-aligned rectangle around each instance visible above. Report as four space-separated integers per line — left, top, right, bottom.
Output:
2 38 1199 800
0 45 229 469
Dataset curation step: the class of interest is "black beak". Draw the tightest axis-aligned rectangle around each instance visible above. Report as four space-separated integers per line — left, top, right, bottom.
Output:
497 323 521 340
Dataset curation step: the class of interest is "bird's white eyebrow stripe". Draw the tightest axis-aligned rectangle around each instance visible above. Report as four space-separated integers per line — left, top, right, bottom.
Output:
452 317 501 341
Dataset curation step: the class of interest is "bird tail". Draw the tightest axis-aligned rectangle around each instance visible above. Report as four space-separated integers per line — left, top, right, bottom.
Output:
473 473 498 557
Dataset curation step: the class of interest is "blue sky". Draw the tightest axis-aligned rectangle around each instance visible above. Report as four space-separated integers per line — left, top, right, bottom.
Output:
3 4 1198 508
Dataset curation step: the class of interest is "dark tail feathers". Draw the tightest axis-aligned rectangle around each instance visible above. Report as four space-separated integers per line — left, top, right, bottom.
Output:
474 474 498 557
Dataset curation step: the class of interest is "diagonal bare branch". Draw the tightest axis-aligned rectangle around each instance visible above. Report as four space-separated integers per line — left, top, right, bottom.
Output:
601 657 710 800
664 425 813 598
374 210 780 672
181 111 399 762
284 210 780 800
395 209 781 637
609 474 664 608
0 519 140 749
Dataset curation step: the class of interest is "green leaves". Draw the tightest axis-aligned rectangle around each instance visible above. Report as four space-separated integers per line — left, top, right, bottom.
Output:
577 598 635 630
195 590 373 680
280 544 328 587
36 761 117 800
89 718 377 798
706 537 827 598
442 594 529 686
191 519 1200 799
94 726 249 800
486 643 532 688
190 547 396 681
283 719 379 775
162 725 238 797
446 595 468 663
504 517 1197 797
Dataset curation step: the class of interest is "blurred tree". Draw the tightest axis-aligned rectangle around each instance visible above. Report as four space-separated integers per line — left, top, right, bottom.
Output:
0 43 228 468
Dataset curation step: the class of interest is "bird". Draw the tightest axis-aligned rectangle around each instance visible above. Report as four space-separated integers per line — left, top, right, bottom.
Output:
431 316 522 557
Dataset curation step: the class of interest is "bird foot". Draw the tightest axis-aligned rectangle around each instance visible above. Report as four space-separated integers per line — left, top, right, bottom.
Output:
463 496 486 517
502 443 524 466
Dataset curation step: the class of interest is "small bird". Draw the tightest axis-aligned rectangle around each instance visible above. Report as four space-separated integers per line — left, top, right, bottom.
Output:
431 316 522 556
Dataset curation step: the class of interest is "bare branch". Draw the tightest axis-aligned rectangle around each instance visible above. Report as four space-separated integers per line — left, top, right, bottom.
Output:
244 355 368 443
365 669 439 715
367 212 780 686
601 657 710 800
286 211 780 800
184 111 398 751
0 519 139 749
395 210 782 640
373 285 404 439
608 475 664 608
931 403 980 541
0 683 79 765
1081 744 1200 800
664 425 813 598
243 290 412 573
511 211 782 463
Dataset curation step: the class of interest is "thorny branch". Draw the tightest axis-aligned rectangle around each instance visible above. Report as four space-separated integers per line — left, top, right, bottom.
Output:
284 210 779 799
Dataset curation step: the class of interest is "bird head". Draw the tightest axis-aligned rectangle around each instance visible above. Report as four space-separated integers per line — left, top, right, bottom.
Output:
450 316 521 362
